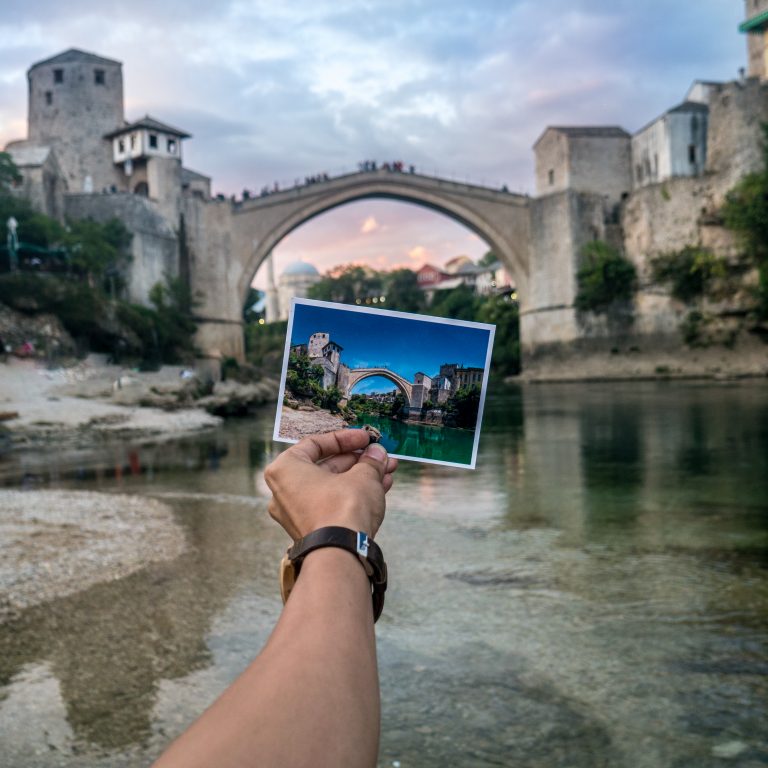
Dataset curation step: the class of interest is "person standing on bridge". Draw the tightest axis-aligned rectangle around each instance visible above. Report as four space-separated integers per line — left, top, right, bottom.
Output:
152 429 397 768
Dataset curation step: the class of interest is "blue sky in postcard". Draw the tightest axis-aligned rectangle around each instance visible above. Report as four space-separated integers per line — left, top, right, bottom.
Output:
290 302 491 390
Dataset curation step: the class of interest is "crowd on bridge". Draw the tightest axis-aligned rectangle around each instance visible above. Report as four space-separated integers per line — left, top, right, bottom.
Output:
358 160 415 173
225 160 513 206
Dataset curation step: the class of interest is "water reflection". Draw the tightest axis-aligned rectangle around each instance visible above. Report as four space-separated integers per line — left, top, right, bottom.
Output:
0 382 766 766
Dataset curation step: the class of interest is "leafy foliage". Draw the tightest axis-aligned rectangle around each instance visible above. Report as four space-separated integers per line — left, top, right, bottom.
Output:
476 294 520 375
0 152 21 188
721 123 768 316
245 319 287 372
428 284 482 321
443 384 481 429
285 351 324 398
575 241 637 312
383 268 425 313
650 246 727 303
348 391 406 419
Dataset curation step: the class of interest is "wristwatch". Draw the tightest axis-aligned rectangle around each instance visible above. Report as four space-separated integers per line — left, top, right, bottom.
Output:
279 526 388 622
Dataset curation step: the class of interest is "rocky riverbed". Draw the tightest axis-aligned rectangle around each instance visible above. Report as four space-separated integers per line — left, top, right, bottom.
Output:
0 490 187 623
277 404 348 440
0 357 279 450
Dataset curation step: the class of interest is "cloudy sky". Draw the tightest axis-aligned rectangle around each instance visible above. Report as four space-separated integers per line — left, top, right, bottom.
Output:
0 1 748 287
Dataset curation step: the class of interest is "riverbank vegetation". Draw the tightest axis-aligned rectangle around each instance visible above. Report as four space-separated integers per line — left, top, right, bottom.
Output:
0 157 198 366
722 124 768 319
575 241 637 313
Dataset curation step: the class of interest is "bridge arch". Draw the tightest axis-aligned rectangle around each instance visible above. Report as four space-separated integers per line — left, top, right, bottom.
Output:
233 170 531 312
346 368 413 405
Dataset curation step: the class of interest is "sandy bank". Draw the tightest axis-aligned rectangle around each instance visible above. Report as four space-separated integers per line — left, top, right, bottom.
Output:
0 490 187 622
277 405 348 440
0 358 221 449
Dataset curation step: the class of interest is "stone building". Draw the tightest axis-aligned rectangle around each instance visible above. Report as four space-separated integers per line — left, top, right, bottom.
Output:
533 126 632 205
742 0 768 79
3 48 209 308
631 101 709 188
291 332 349 391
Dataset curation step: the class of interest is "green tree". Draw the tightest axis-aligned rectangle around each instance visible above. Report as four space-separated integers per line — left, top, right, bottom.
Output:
145 277 198 363
0 152 21 189
476 294 520 375
575 241 636 312
650 246 727 303
65 217 132 286
444 385 481 429
722 123 768 315
308 265 382 305
285 351 324 398
428 284 482 321
383 268 425 312
478 250 498 267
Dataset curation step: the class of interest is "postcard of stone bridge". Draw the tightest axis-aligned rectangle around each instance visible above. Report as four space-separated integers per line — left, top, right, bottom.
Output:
274 298 495 468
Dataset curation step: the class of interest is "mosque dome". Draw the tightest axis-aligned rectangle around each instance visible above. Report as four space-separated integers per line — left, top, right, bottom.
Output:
281 261 319 278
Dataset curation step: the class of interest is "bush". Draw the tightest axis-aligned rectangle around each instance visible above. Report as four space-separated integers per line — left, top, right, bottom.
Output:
245 319 287 371
575 241 636 313
476 294 520 375
443 385 481 429
722 123 768 316
285 352 324 398
650 246 727 303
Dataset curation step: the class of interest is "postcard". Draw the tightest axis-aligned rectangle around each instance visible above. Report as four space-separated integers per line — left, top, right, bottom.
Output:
273 298 496 469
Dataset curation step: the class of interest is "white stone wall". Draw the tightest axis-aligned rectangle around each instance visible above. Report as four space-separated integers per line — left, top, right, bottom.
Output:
632 108 707 188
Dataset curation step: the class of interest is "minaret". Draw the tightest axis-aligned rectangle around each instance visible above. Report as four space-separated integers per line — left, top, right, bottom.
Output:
265 252 280 323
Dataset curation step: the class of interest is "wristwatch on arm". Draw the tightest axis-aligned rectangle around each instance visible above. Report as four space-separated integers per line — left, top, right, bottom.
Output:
279 526 388 622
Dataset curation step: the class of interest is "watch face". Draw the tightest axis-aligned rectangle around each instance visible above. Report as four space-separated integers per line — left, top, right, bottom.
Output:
279 554 297 604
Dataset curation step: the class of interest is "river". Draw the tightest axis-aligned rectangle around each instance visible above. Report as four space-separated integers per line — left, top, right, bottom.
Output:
0 380 767 767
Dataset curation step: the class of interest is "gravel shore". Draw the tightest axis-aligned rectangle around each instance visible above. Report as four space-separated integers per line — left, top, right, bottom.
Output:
0 490 187 622
277 405 348 440
0 358 221 449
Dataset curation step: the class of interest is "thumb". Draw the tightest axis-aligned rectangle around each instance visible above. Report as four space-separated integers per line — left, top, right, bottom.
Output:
353 441 388 482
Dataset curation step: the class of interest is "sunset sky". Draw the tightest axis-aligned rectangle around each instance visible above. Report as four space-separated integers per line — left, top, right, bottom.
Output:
0 1 749 287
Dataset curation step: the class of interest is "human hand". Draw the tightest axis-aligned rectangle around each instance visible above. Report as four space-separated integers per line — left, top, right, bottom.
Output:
264 429 398 541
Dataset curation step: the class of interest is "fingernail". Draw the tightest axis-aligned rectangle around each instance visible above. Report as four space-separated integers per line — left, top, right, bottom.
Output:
364 442 387 462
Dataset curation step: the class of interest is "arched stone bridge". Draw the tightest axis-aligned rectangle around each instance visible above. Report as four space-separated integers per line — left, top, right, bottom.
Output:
187 168 532 361
345 367 413 404
186 166 609 371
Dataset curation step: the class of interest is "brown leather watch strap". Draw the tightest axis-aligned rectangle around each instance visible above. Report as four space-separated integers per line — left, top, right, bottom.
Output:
279 526 387 622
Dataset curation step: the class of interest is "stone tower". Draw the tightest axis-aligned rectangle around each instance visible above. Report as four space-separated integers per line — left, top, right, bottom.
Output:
27 48 124 192
741 0 768 79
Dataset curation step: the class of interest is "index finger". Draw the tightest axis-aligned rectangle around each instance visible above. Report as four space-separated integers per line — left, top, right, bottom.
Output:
289 429 370 464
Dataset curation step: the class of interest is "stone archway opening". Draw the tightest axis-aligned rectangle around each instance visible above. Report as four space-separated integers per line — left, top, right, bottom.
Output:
247 198 521 331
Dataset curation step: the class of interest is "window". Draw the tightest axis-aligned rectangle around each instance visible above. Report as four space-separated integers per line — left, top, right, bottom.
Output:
548 169 554 185
635 164 642 183
167 138 177 154
118 139 125 153
688 144 697 164
130 134 136 149
653 154 658 176
148 133 158 149
94 69 105 85
53 68 63 84
45 90 52 105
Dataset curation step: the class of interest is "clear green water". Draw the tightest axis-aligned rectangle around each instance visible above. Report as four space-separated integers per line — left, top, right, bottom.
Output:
0 380 767 767
351 413 476 465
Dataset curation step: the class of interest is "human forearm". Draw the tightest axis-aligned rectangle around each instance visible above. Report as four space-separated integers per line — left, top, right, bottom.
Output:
153 547 379 768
